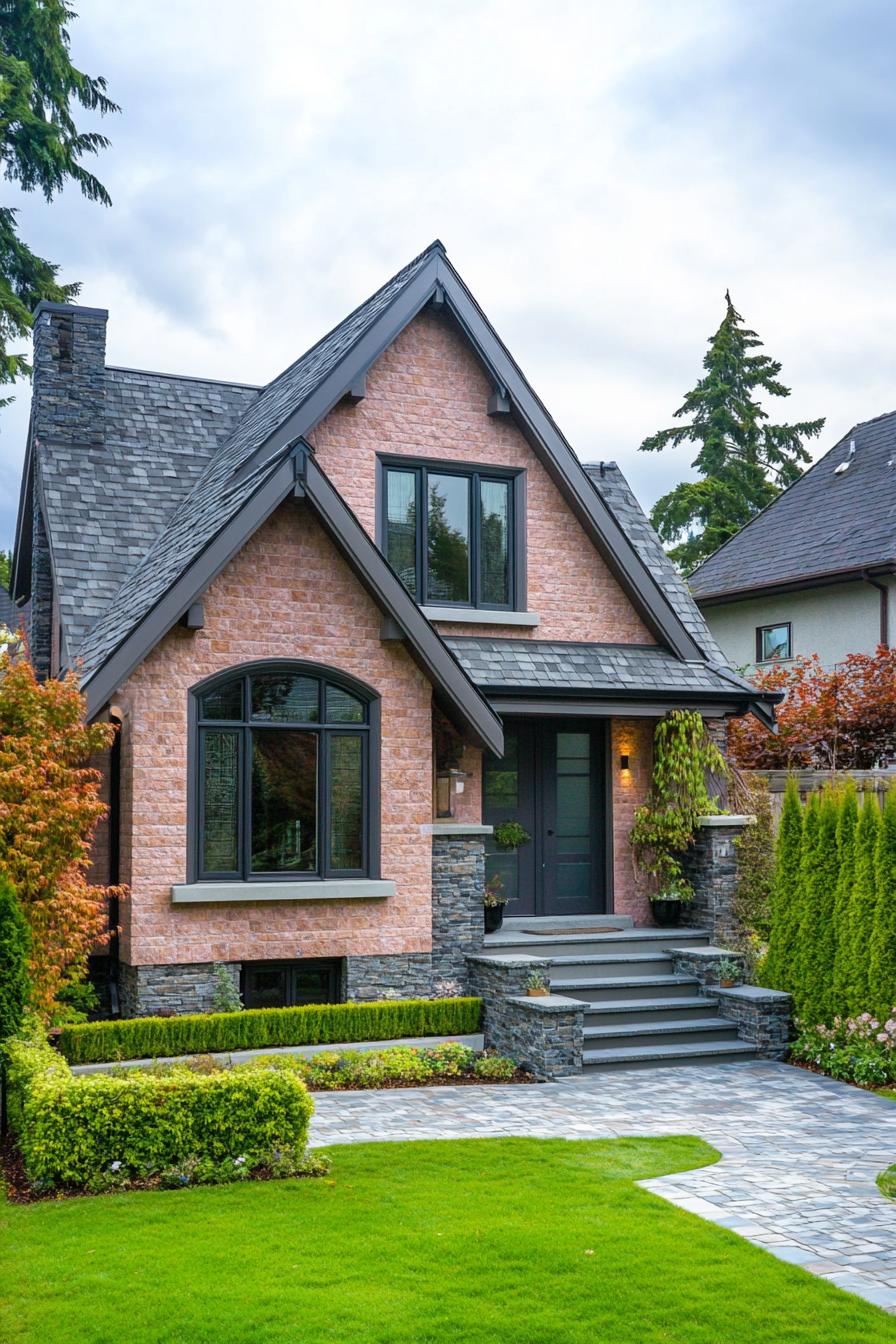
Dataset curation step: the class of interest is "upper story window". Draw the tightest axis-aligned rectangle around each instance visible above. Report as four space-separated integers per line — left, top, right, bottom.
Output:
379 458 523 610
193 664 377 882
756 622 791 662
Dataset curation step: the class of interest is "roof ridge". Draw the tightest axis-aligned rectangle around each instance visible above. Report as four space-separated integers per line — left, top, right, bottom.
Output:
106 365 263 391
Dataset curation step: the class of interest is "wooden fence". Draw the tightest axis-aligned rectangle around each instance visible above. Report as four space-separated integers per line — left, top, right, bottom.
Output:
741 768 896 828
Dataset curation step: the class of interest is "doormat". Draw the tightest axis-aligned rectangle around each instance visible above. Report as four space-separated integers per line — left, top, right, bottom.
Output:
519 926 623 935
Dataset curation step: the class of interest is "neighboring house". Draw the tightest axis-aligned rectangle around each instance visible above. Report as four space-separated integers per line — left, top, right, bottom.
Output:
10 241 774 1017
0 584 18 631
689 412 896 669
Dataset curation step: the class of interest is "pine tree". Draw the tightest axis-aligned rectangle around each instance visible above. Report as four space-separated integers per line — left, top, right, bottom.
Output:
799 790 839 1025
790 791 821 1020
831 781 858 1014
0 3 118 408
870 788 896 1018
0 875 30 1045
762 776 803 993
846 792 881 1013
640 293 825 572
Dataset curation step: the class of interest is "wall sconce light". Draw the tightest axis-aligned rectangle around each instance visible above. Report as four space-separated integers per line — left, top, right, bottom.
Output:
619 753 630 771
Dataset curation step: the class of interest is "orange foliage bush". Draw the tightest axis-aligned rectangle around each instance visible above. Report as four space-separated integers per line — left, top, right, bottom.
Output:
0 644 123 1016
729 647 896 770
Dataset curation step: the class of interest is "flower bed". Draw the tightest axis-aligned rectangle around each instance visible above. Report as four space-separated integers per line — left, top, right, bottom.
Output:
57 997 482 1065
5 1024 317 1197
239 1042 525 1090
790 1011 896 1087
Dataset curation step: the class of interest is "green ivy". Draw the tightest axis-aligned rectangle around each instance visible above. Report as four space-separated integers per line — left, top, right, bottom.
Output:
629 710 729 898
58 997 482 1066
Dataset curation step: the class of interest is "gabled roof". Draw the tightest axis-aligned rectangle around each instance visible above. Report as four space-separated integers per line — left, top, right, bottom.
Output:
583 462 725 660
689 410 896 602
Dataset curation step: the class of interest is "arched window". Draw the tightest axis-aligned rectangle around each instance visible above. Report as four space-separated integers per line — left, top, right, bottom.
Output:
192 663 377 881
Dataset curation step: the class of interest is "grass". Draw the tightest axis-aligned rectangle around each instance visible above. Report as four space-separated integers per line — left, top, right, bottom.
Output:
878 1164 896 1199
2 1137 894 1343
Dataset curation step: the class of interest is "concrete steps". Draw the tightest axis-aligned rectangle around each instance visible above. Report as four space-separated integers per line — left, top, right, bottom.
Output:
482 920 758 1071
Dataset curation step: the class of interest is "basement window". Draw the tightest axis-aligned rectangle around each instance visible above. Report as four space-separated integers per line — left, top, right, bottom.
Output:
241 959 342 1009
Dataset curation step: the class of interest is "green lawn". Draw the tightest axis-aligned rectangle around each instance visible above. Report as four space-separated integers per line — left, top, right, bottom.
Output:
2 1137 894 1343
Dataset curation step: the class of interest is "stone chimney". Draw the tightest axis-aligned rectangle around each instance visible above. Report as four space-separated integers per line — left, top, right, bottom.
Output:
32 300 108 445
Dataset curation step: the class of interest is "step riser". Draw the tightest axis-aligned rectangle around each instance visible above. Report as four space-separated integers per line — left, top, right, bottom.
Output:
550 979 700 1004
485 934 710 958
585 1026 741 1051
583 1050 757 1072
546 955 674 979
584 1004 714 1026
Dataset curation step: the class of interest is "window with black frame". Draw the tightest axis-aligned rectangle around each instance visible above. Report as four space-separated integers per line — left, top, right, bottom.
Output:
196 667 372 881
382 461 517 609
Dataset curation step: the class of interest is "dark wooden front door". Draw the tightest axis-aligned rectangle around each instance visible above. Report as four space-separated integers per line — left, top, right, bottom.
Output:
483 720 607 918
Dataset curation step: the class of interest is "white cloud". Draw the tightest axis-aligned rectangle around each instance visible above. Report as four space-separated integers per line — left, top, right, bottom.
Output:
3 0 895 548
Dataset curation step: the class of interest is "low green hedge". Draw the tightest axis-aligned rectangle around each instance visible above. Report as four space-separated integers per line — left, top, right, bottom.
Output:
6 1029 313 1189
57 996 482 1065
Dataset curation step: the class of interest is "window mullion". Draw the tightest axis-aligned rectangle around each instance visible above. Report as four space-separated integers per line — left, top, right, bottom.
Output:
418 467 427 603
471 472 480 607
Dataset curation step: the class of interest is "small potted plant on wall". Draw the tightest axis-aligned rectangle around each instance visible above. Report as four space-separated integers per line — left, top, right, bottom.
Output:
629 710 729 929
525 969 550 997
716 956 741 989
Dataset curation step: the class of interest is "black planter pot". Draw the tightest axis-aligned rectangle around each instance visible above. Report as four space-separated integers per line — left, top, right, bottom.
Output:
484 904 505 934
650 898 683 928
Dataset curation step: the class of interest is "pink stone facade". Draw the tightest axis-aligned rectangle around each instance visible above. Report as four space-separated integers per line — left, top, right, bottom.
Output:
107 306 666 973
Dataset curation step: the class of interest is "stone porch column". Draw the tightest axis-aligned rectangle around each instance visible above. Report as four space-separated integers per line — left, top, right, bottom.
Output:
681 814 755 945
429 823 491 994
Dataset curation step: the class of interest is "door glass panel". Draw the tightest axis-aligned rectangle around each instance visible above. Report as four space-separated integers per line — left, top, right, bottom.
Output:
202 730 240 873
386 469 418 597
325 685 365 724
329 735 363 870
557 731 590 762
427 473 470 603
244 967 289 1009
251 730 317 872
479 479 510 606
251 674 319 723
485 850 519 907
200 680 242 720
484 727 518 810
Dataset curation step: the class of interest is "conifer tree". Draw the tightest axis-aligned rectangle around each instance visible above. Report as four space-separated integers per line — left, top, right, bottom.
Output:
762 776 803 993
791 791 821 1019
0 875 30 1045
640 293 824 572
869 788 896 1018
798 790 839 1025
846 792 881 1013
831 781 858 1015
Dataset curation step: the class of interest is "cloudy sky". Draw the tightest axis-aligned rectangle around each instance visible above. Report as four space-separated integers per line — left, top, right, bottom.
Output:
3 0 895 551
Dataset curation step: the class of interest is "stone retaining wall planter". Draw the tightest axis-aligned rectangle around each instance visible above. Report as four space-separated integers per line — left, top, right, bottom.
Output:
481 995 584 1079
666 945 747 990
712 985 793 1059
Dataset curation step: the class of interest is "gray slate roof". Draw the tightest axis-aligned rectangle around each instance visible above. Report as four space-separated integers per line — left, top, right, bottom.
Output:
445 636 761 700
39 368 259 650
583 462 724 660
689 410 896 599
75 243 437 678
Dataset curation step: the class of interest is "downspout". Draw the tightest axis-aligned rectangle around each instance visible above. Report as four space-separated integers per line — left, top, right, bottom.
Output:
862 572 889 649
107 715 122 1016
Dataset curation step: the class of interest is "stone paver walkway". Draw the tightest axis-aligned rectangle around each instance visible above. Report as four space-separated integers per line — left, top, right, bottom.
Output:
308 1061 896 1312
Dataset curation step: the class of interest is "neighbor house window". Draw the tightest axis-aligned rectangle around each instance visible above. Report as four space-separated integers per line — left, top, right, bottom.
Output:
194 665 375 881
380 460 521 609
757 623 792 662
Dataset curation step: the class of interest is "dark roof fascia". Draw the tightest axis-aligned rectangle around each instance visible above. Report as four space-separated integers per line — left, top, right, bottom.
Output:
81 442 504 755
300 450 504 755
433 256 705 663
82 455 299 717
230 252 443 487
695 563 896 607
488 696 748 719
11 414 35 605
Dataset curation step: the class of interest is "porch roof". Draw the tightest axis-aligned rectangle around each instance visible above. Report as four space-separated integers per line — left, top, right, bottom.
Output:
444 636 779 719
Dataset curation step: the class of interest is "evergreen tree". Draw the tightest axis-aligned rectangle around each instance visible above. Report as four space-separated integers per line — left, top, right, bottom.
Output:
0 875 30 1045
640 293 825 572
831 781 858 1014
870 788 896 1018
799 790 839 1025
790 791 821 1020
0 3 118 408
762 776 803 993
846 792 881 1013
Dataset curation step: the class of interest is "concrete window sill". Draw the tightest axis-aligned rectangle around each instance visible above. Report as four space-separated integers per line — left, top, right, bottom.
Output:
420 606 540 627
170 879 395 905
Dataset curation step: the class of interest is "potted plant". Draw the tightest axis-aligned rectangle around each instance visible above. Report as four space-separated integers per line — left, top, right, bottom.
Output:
629 710 729 929
483 873 511 934
716 956 741 989
492 820 532 852
525 969 550 997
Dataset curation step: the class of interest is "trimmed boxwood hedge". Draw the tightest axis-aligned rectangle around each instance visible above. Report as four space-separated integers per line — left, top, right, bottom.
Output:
58 996 483 1065
6 1029 314 1188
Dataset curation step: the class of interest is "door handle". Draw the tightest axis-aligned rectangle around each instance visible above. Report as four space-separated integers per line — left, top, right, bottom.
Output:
546 829 555 836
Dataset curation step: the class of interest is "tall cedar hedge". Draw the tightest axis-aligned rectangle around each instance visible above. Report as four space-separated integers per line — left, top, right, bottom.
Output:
763 782 896 1022
0 875 30 1046
58 997 483 1065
